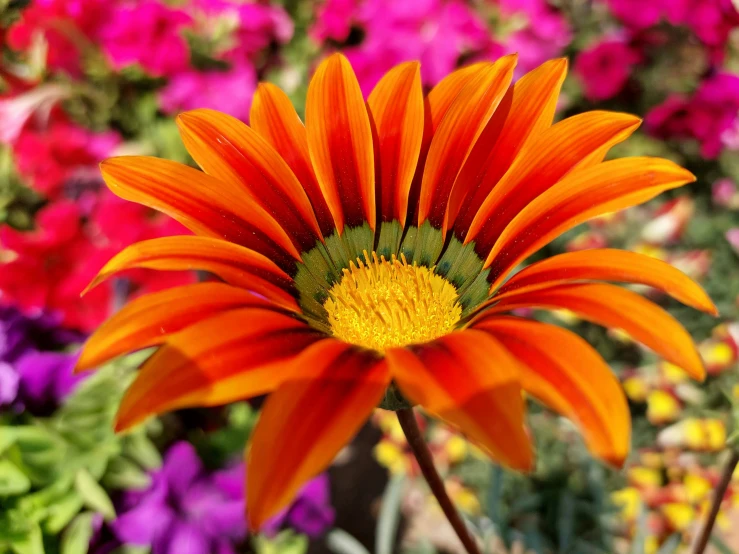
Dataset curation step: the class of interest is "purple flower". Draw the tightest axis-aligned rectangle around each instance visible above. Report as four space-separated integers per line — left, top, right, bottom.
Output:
110 442 334 552
575 39 641 101
99 0 192 77
0 305 83 413
158 62 258 122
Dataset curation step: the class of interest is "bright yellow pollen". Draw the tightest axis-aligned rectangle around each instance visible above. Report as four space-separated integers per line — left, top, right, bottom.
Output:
324 251 462 353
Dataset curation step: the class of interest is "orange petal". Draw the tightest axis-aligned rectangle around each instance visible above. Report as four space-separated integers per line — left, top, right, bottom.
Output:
387 330 532 471
250 83 335 236
306 53 375 232
77 282 279 372
84 235 298 311
100 157 301 272
115 308 321 431
367 61 424 226
418 54 517 229
493 248 717 314
481 283 705 380
484 157 696 287
474 316 630 466
466 111 641 254
450 58 568 240
177 109 322 251
247 339 389 528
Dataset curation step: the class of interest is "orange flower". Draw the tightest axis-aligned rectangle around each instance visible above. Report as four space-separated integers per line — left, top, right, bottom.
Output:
77 53 716 529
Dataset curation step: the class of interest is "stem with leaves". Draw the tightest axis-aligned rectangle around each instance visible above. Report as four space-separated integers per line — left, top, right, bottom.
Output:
396 408 481 554
690 449 739 554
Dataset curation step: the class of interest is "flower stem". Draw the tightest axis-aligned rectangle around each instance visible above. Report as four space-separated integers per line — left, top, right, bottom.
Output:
396 408 481 554
690 449 739 554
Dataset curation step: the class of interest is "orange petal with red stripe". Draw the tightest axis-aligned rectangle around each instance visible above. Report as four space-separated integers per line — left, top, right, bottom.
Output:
466 111 640 254
306 53 375 232
115 308 320 431
177 109 322 251
250 83 335 236
387 330 532 471
450 59 568 239
474 317 630 466
77 282 279 372
367 61 424 226
418 54 517 229
100 157 300 272
494 248 717 314
84 236 298 311
483 283 705 380
485 157 696 287
247 340 389 528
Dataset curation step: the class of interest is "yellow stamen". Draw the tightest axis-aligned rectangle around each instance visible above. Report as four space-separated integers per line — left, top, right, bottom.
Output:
324 251 461 352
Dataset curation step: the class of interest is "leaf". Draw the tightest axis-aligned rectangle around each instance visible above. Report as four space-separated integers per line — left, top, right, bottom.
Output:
60 512 95 554
556 492 575 553
44 492 84 534
9 522 44 554
121 433 160 471
0 460 31 496
326 530 371 554
74 469 115 521
102 457 151 491
655 534 681 554
0 428 17 455
710 536 734 554
375 474 405 554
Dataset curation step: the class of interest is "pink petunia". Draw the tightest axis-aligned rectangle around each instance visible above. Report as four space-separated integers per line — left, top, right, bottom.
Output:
575 39 641 101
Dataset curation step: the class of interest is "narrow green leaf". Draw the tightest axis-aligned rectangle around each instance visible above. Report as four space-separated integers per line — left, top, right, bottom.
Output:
60 512 95 554
326 529 371 554
10 522 44 554
44 492 84 534
0 460 31 496
655 534 681 554
74 469 115 521
375 474 405 554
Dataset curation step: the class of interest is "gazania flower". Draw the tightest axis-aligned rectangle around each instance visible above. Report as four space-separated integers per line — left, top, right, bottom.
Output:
77 53 715 530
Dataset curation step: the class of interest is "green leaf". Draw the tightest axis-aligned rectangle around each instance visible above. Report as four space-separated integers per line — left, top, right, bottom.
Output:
60 513 95 554
44 492 84 535
655 534 681 554
0 460 31 496
102 457 150 491
10 522 43 554
375 474 404 554
122 434 160 471
0 428 17 455
74 469 115 521
326 529 371 554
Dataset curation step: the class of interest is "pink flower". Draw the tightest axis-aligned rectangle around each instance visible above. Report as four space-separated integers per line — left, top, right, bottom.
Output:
0 201 113 332
13 119 120 199
7 0 108 74
0 84 72 145
727 228 739 255
575 39 641 101
641 197 694 245
604 0 665 29
712 179 739 209
312 0 501 93
665 0 739 59
158 62 257 121
99 0 192 77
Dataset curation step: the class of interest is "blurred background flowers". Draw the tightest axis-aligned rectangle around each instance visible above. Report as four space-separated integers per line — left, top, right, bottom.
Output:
0 0 738 552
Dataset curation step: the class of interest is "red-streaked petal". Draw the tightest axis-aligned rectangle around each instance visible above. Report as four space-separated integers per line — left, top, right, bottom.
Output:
367 61 424 226
77 282 279 372
418 55 517 229
115 308 321 431
474 316 630 466
100 157 301 272
177 109 322 251
480 283 705 380
386 330 532 471
247 340 389 528
306 53 375 232
483 157 696 287
493 248 717 314
250 83 335 236
466 111 641 253
450 59 568 240
84 236 298 312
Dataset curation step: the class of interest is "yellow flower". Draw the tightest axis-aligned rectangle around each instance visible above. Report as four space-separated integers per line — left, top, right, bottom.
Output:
661 503 695 531
647 390 681 424
611 488 642 521
374 440 409 475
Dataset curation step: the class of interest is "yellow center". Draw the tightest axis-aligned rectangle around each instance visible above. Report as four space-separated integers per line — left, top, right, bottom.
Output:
324 252 462 352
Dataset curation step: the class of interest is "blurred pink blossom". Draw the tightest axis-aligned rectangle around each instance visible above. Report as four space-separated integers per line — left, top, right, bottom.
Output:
665 0 739 60
575 39 641 101
311 0 502 93
604 0 664 29
712 179 739 209
99 0 192 77
158 62 257 121
0 84 72 144
13 119 120 199
726 228 739 255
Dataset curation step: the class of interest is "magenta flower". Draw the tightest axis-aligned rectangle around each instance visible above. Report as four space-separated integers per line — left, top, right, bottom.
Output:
726 228 739 255
575 39 641 101
158 62 258 122
13 119 119 198
665 0 739 60
604 0 665 29
99 0 192 77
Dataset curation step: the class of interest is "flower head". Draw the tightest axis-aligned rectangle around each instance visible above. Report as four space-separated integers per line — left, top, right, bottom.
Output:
78 54 714 528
